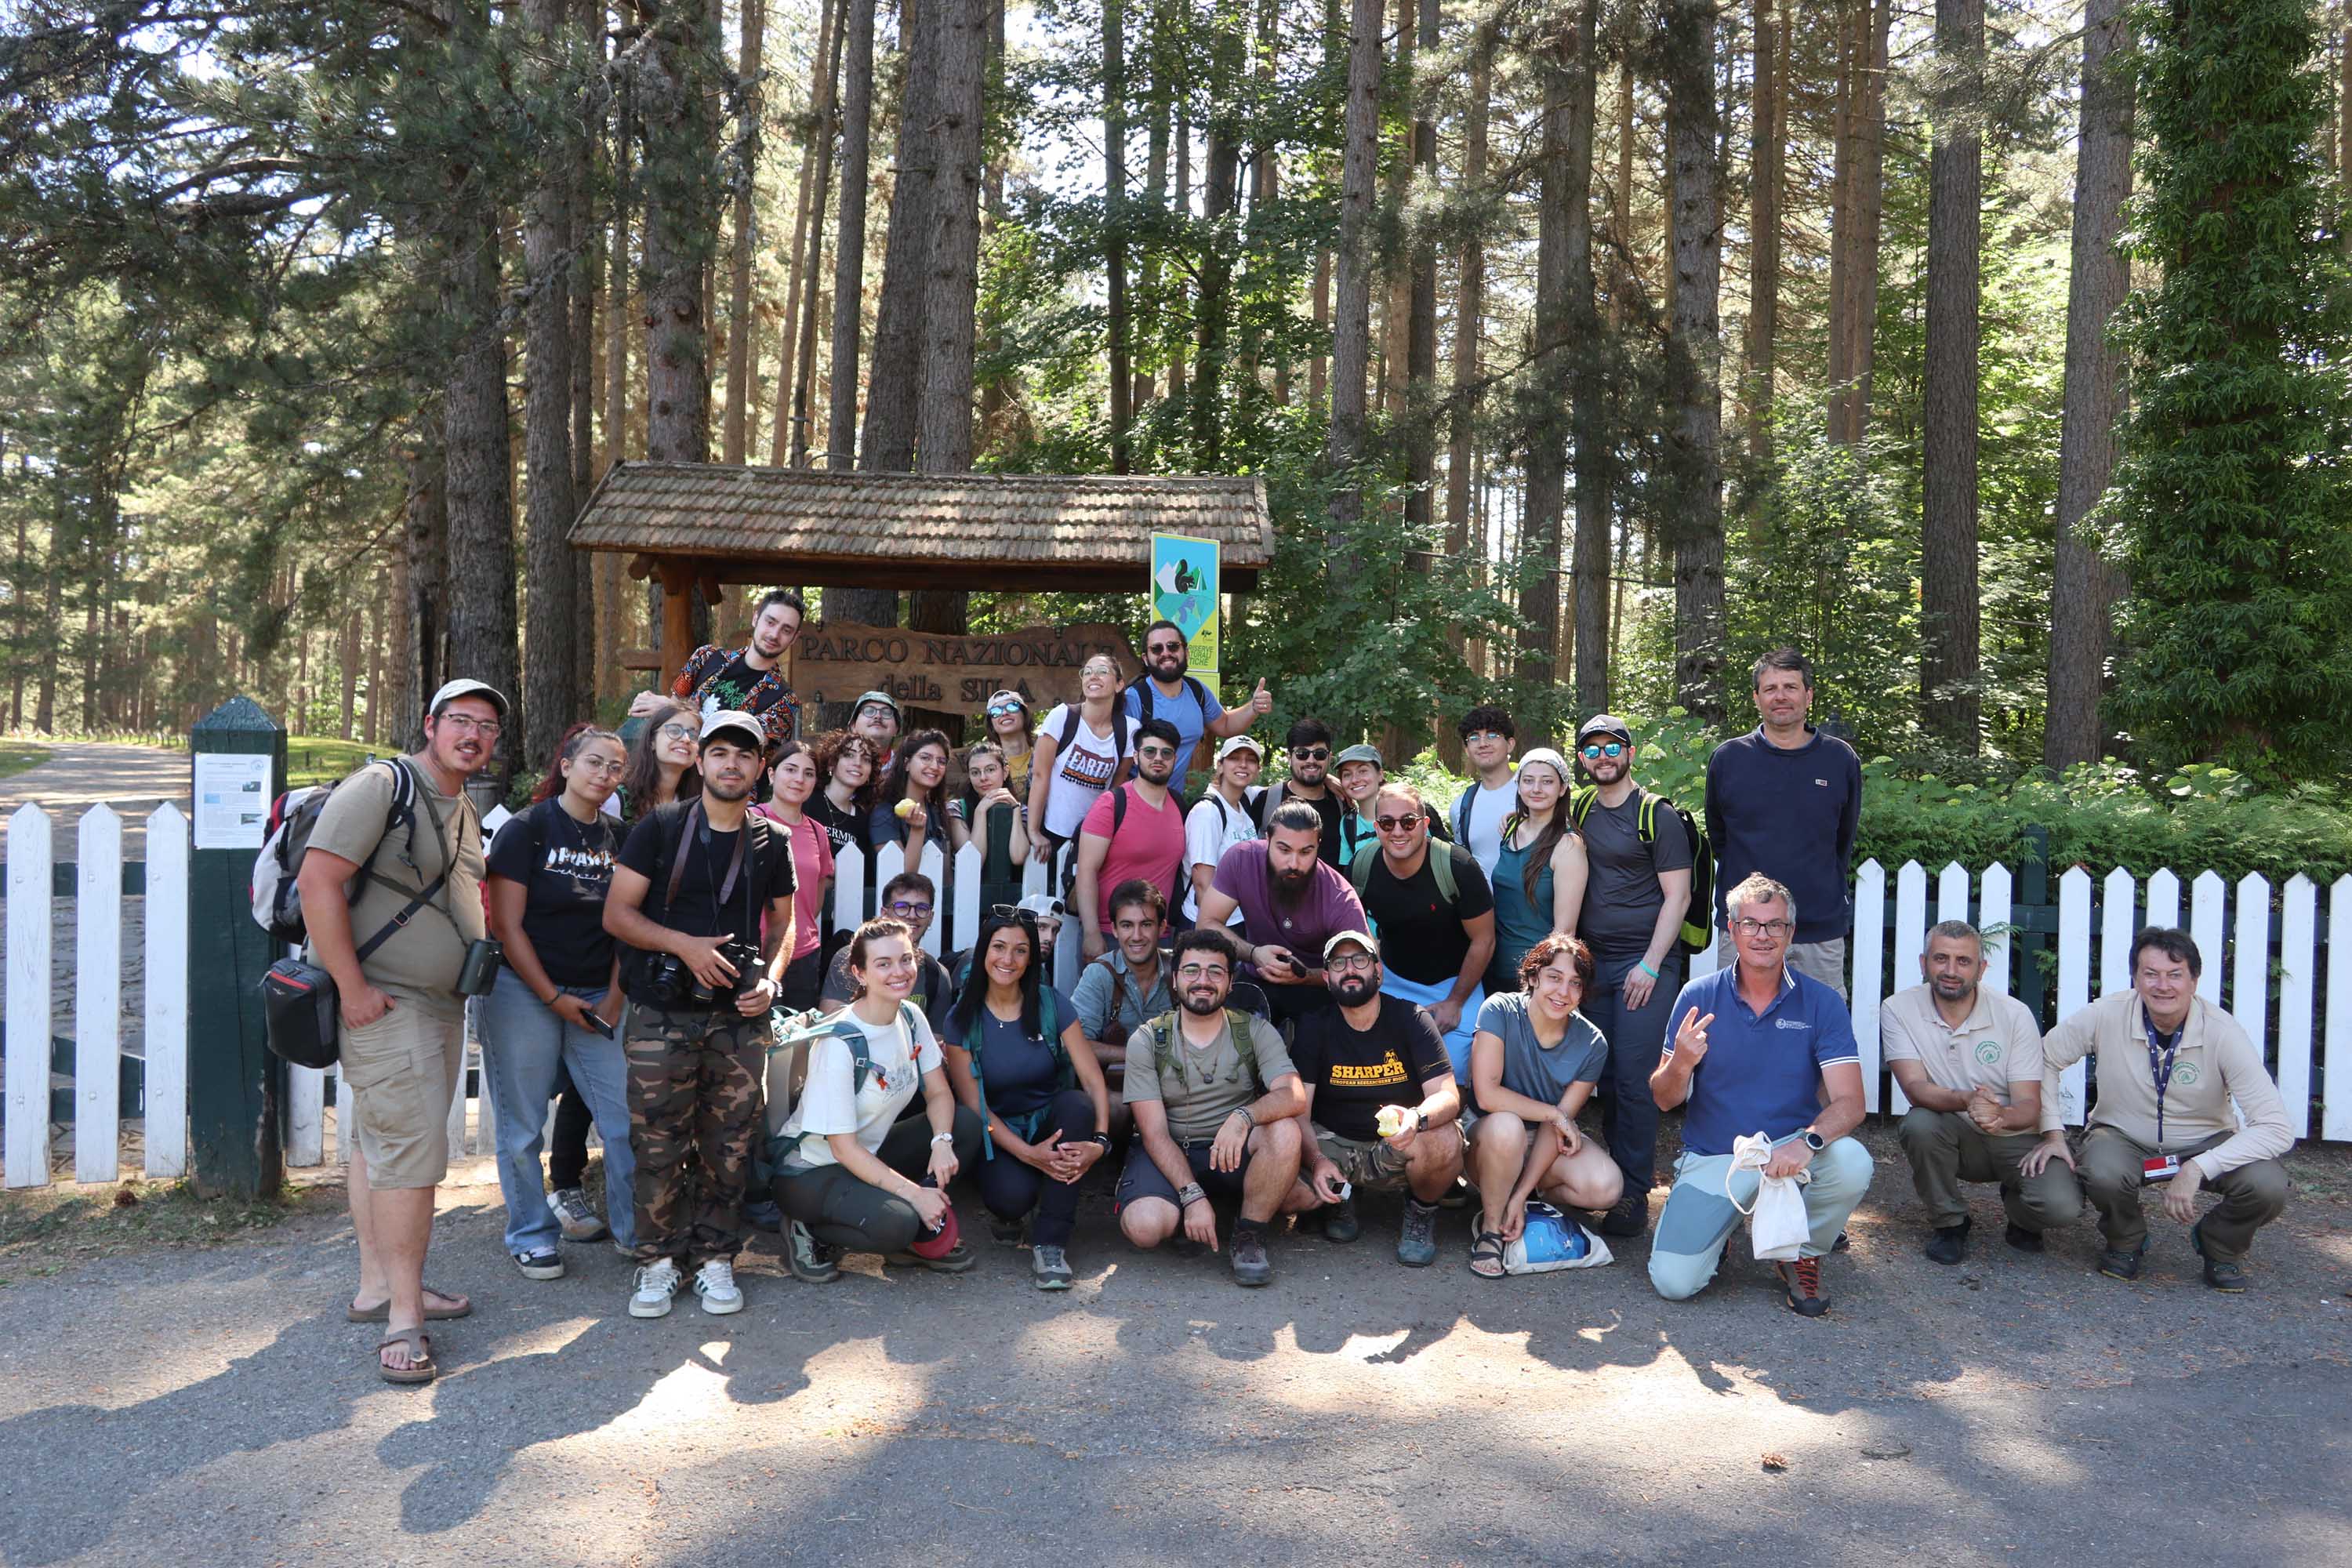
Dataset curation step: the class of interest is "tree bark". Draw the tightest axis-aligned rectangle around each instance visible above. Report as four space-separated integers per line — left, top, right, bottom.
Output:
1609 61 1635 328
2043 0 2134 768
1137 0 1171 415
1517 7 1591 690
826 0 876 469
572 0 601 705
1444 17 1490 559
1664 0 1726 726
1191 6 1245 466
1321 0 1384 568
641 0 719 470
724 0 768 465
401 428 448 749
600 60 633 697
1827 0 1890 443
1255 0 1285 405
789 0 848 466
1105 0 1133 471
860 0 938 473
1921 0 1984 749
1401 0 1439 535
1376 0 1413 418
918 0 985 472
522 0 579 774
1743 0 1781 461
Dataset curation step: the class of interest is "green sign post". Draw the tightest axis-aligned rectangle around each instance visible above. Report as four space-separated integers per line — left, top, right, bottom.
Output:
187 697 287 1200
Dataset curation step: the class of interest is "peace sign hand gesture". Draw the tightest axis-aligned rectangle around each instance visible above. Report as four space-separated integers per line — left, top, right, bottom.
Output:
1673 1007 1715 1064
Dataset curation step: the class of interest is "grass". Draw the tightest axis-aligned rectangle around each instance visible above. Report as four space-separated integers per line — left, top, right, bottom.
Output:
0 741 49 783
0 1177 347 1279
285 735 383 788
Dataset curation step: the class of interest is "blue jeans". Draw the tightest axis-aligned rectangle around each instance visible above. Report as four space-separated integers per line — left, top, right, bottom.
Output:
1586 949 1682 1189
479 966 636 1253
1648 1135 1875 1301
1378 969 1483 1083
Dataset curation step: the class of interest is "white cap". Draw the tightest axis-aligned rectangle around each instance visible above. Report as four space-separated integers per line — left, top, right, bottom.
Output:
1214 734 1265 763
698 710 766 749
1015 893 1066 920
429 677 508 717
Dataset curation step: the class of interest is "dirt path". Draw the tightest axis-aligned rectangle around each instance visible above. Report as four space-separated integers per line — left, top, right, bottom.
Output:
0 742 189 861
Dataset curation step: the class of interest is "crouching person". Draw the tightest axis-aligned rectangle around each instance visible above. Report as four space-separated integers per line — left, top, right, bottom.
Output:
770 918 985 1280
1116 927 1307 1287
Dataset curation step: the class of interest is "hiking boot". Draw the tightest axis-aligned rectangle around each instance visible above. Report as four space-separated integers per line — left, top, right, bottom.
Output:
512 1247 565 1281
988 1214 1028 1246
741 1198 784 1235
1598 1189 1649 1239
1924 1219 1971 1266
2004 1222 2045 1253
629 1258 681 1319
546 1187 608 1243
2191 1221 2248 1293
887 1243 977 1273
1775 1256 1831 1318
786 1221 840 1284
1032 1244 1074 1290
1396 1199 1440 1268
1229 1226 1272 1287
2097 1238 2149 1281
1320 1195 1360 1243
693 1259 744 1315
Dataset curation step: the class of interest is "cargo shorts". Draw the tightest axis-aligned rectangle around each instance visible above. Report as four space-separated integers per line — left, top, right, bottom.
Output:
339 996 464 1189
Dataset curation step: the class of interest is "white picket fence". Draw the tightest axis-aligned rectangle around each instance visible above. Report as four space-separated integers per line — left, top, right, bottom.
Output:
5 809 2346 1189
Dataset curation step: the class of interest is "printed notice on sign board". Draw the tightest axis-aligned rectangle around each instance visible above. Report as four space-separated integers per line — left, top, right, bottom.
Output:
193 753 273 850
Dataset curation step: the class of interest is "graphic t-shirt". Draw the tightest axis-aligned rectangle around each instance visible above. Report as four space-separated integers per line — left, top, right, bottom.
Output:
1080 782 1188 927
1355 843 1495 986
1292 996 1451 1142
485 798 627 988
1037 705 1127 840
615 805 797 1000
806 790 869 858
1474 991 1610 1107
778 1006 943 1167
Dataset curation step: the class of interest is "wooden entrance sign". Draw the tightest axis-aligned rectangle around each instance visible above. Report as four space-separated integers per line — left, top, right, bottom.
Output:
781 622 1140 715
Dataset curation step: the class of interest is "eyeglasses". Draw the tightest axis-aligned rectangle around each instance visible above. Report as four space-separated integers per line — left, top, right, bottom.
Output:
1292 747 1330 761
1138 745 1176 760
1327 953 1378 975
1465 731 1506 745
1581 741 1627 759
657 722 697 743
1177 962 1229 982
1374 815 1421 832
575 757 626 775
1732 917 1793 938
886 900 935 919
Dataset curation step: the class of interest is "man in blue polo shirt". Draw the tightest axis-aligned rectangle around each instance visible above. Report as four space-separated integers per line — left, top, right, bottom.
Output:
1647 873 1874 1316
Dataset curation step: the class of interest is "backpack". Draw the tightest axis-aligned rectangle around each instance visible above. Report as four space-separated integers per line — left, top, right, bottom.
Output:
1142 1007 1265 1093
1127 672 1211 728
250 759 422 944
1348 840 1459 921
765 999 931 1160
1568 784 1714 954
1054 703 1134 768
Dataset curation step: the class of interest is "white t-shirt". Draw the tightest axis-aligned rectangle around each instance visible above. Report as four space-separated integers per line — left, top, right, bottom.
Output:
1037 704 1126 840
1456 777 1519 878
1181 790 1260 922
776 1005 942 1169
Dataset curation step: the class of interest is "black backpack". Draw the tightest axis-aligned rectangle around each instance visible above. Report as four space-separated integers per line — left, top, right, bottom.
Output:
1127 673 1210 726
1568 785 1713 954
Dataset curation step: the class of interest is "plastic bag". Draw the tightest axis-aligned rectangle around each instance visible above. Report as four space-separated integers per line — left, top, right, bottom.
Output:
1501 1200 1616 1274
1727 1130 1812 1262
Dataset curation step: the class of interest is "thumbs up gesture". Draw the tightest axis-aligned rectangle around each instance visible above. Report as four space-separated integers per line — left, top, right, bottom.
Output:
1250 678 1272 716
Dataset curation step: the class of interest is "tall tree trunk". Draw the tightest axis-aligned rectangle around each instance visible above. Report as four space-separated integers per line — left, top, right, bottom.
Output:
769 0 826 463
1921 0 1983 749
572 0 601 704
1192 5 1244 466
1105 0 1134 471
1609 61 1635 326
522 0 579 774
641 0 719 470
1444 17 1490 557
826 0 876 468
1516 13 1579 689
1322 0 1384 570
1401 0 1439 535
442 215 520 778
339 611 361 740
724 0 768 466
1664 0 1726 726
1170 107 1189 402
1377 0 1413 417
1255 0 1286 405
365 584 387 746
1830 0 1890 442
401 428 448 749
1137 0 1171 415
2044 0 2135 768
1743 0 1781 460
860 0 937 474
789 0 848 466
978 0 1011 445
600 60 633 697
1567 28 1610 710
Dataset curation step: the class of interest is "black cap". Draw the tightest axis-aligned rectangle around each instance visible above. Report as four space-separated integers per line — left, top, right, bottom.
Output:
1577 713 1635 745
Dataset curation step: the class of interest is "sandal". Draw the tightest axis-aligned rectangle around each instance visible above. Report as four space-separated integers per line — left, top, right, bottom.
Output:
376 1327 437 1385
1469 1229 1506 1279
348 1287 472 1323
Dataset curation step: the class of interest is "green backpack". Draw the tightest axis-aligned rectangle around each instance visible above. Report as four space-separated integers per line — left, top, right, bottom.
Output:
1567 785 1714 954
1347 840 1461 916
1142 1007 1265 1091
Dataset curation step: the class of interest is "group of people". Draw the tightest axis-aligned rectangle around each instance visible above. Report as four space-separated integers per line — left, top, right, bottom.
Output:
296 601 2301 1387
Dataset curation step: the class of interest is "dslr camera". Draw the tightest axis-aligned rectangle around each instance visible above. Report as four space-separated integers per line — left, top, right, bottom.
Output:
641 938 768 1010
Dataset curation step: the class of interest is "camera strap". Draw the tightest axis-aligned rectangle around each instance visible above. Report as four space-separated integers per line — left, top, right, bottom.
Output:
663 800 750 922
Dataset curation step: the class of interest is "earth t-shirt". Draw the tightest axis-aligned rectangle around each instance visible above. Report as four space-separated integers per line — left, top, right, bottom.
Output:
485 798 627 988
1037 705 1127 839
1292 996 1450 1142
1356 843 1495 986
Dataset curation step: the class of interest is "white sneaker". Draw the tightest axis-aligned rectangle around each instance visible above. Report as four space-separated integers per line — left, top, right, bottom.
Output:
629 1258 681 1318
694 1258 744 1315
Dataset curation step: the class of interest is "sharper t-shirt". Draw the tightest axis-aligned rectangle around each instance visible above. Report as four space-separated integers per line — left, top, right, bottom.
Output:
1293 996 1450 1142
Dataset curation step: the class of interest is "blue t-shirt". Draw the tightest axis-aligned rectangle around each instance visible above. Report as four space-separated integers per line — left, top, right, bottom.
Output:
1122 677 1225 782
1473 991 1609 1106
1661 964 1860 1156
949 985 1076 1119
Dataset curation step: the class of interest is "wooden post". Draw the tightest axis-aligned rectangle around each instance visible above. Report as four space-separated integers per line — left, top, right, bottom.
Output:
658 559 696 686
187 696 288 1200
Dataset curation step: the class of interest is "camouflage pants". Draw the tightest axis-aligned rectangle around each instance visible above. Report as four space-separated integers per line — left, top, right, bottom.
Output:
626 1006 769 1267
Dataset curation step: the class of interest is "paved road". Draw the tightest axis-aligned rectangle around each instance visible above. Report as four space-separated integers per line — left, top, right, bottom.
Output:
0 742 189 861
2 1166 2347 1568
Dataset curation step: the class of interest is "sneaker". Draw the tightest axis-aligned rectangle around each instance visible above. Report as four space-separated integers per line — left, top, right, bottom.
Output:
512 1247 565 1281
988 1214 1028 1246
2190 1221 2247 1293
547 1187 608 1243
1229 1225 1272 1287
742 1198 784 1235
1598 1189 1649 1239
2004 1221 2045 1253
1396 1199 1439 1268
786 1221 840 1284
1436 1179 1472 1211
1032 1244 1074 1290
1775 1256 1831 1317
694 1258 744 1315
2097 1238 2149 1281
1832 1229 1853 1252
1320 1195 1360 1243
887 1243 978 1273
629 1258 681 1318
1924 1219 1971 1265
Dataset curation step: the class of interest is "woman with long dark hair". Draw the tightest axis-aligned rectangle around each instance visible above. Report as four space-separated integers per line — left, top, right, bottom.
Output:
1489 747 1588 991
806 728 877 858
753 739 836 1011
938 906 1109 1289
618 699 700 822
952 740 1031 913
870 728 954 855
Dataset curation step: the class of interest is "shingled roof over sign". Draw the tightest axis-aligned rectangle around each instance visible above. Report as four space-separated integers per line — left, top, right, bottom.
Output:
567 463 1275 588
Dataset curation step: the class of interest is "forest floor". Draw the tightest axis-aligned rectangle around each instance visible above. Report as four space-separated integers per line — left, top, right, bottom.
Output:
0 1151 2347 1568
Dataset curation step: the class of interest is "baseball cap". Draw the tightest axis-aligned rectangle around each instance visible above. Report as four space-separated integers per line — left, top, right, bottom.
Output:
429 677 508 717
1517 746 1573 786
853 689 902 720
1016 893 1067 921
1334 742 1385 770
1214 734 1265 763
698 710 766 750
1322 929 1380 962
1577 713 1635 745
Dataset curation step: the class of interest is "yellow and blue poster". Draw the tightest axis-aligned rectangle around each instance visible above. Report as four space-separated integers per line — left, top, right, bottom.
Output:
1150 533 1221 699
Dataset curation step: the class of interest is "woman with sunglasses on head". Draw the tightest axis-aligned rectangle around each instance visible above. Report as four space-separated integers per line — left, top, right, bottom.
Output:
617 700 702 823
1489 746 1589 993
871 729 956 855
481 725 636 1279
938 905 1109 1289
1029 653 1134 861
771 918 983 1282
805 729 877 858
980 689 1037 800
952 740 1031 914
753 740 836 1011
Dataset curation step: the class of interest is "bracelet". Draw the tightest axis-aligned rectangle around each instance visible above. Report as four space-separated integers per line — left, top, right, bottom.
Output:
1091 1131 1113 1149
1229 1107 1256 1128
930 1132 956 1145
1637 960 1660 979
1176 1181 1207 1207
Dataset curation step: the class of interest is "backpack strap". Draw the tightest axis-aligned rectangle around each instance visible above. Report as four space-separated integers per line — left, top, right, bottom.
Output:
1348 841 1377 895
1428 842 1459 905
1127 675 1154 722
1226 1009 1261 1088
1185 673 1210 712
1110 781 1128 834
1568 783 1599 826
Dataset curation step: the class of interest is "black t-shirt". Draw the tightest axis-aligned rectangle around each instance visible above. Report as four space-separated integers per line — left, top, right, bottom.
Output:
1357 843 1495 986
806 791 869 858
485 799 627 989
616 801 797 946
1292 996 1452 1142
697 651 772 716
1250 784 1344 865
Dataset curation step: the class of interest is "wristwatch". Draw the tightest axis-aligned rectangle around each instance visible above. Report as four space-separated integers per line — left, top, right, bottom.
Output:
1800 1127 1826 1152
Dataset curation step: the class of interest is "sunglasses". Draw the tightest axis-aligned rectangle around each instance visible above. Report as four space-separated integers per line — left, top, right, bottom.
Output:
1291 746 1330 761
1138 745 1177 760
1148 642 1185 656
986 701 1024 718
1374 814 1421 832
1580 741 1627 759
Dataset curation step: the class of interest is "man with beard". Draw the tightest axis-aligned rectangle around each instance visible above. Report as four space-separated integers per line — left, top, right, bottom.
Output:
604 713 798 1319
1883 920 2078 1265
1288 931 1464 1265
1250 718 1345 864
1116 927 1308 1286
1073 718 1189 960
298 678 498 1385
1122 618 1274 786
1196 801 1369 1031
632 588 806 752
1569 713 1694 1239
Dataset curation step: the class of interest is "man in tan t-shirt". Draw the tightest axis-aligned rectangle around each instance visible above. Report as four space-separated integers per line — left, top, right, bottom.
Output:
1885 920 2081 1265
298 677 495 1383
2022 926 2293 1292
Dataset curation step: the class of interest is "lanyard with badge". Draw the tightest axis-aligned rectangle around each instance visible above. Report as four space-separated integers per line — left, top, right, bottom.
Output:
2140 1004 2186 1181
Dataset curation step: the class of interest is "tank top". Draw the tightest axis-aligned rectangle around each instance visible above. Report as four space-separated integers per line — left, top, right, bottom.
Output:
1490 837 1555 988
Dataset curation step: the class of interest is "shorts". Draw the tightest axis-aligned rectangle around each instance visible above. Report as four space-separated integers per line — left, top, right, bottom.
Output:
1115 1139 1246 1212
1314 1128 1410 1192
339 997 464 1190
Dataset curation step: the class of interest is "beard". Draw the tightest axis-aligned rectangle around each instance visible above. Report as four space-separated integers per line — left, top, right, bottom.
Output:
1181 985 1228 1016
1150 651 1185 680
704 774 754 803
1330 972 1378 1007
1585 757 1626 785
1930 975 1975 1002
1269 864 1313 905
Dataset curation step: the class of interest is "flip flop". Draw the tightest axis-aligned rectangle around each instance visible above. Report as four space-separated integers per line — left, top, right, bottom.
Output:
376 1326 437 1385
348 1287 472 1323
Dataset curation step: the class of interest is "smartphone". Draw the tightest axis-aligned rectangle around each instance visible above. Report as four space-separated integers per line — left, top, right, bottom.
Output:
581 1011 616 1040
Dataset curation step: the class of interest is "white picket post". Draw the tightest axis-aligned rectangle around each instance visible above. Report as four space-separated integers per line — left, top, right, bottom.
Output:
915 840 946 958
951 841 984 955
2099 868 2136 997
1980 862 2013 996
287 1066 325 1166
2145 868 2180 931
1052 842 1082 990
447 1009 473 1156
1019 846 1051 901
873 842 908 931
1849 860 1886 1115
1687 930 1719 979
2056 868 2092 1126
1889 862 1928 1115
329 1064 349 1167
1936 861 1970 925
481 804 512 837
833 844 867 937
2274 876 2315 1141
143 804 189 1180
2327 877 2352 1142
5 804 51 1187
2230 873 2270 1055
74 805 122 1183
2188 870 2226 1007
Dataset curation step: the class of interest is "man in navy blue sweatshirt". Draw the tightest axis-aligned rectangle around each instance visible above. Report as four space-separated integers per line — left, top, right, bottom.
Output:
1703 648 1863 998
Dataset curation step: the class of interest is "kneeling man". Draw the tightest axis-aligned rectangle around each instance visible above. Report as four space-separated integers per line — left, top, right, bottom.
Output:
1116 927 1308 1287
1649 873 1873 1316
1289 931 1464 1266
